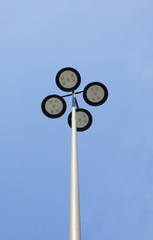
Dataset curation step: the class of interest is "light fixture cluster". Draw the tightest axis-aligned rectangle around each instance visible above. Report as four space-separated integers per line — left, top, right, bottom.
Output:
41 67 108 131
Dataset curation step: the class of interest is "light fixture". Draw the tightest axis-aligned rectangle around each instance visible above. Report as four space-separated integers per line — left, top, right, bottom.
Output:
83 81 108 106
41 94 66 118
56 67 81 92
68 108 92 132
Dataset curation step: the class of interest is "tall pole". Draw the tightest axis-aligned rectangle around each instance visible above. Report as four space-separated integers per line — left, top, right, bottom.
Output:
69 92 81 240
42 67 108 240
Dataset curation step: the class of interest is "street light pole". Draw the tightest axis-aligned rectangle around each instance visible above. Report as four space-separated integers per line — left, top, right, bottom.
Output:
41 67 108 240
69 92 81 240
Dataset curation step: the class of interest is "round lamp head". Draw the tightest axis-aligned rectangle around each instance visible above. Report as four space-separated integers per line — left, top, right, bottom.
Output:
68 108 92 131
56 67 81 92
83 82 108 106
41 94 66 118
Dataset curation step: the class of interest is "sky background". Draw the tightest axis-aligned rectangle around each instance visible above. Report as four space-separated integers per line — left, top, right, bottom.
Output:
1 0 153 239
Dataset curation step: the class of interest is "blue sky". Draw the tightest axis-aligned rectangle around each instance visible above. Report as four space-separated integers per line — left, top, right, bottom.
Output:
1 0 153 239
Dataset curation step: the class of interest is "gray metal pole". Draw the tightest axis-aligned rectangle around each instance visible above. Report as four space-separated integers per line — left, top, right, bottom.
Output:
69 93 81 240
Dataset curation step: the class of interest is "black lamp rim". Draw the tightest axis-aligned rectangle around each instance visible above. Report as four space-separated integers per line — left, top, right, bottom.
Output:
83 81 108 106
56 67 81 92
41 94 66 118
68 108 92 131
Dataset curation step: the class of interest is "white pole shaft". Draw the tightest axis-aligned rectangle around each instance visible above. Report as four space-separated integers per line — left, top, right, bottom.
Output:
69 93 81 240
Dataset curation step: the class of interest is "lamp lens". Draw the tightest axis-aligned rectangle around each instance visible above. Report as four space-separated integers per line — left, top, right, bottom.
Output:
59 70 78 89
86 85 105 103
45 97 63 115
